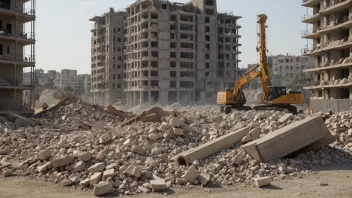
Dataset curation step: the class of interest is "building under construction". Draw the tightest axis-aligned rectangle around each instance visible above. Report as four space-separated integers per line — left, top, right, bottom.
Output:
0 0 36 113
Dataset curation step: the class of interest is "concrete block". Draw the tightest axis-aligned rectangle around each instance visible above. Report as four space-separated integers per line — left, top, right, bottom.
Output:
52 155 71 168
103 169 115 179
174 127 249 165
125 165 141 177
94 182 114 196
182 166 199 182
61 179 72 186
173 127 184 136
150 179 168 192
89 172 102 185
197 173 211 185
254 177 271 187
79 178 90 187
169 117 183 127
138 186 151 193
73 161 85 172
88 162 105 173
242 116 333 162
142 113 159 123
37 162 52 173
106 163 117 170
36 150 51 160
77 152 92 161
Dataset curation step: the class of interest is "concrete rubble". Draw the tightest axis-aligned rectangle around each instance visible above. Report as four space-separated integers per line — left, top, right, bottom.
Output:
1 103 352 196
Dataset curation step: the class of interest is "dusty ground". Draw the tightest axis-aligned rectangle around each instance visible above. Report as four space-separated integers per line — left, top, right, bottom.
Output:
0 164 352 198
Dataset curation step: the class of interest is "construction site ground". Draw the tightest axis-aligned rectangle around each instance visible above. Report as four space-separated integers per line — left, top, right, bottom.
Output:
1 163 351 198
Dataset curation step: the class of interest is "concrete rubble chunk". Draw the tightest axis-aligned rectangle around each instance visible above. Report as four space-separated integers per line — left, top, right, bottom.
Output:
99 134 111 144
173 127 184 136
61 179 72 186
106 163 117 170
35 150 51 160
138 186 151 193
254 177 271 188
51 155 71 168
94 121 105 130
94 182 114 196
89 172 102 185
73 161 85 172
150 179 168 192
182 166 200 183
169 117 183 127
242 116 334 162
88 162 105 173
37 162 52 173
103 169 115 179
77 152 92 161
125 165 141 177
197 173 211 185
79 178 90 187
278 113 293 123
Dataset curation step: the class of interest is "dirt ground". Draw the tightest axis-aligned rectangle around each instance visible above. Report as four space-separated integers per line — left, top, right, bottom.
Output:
1 164 352 198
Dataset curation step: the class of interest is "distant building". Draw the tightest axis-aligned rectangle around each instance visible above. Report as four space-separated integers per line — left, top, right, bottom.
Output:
84 75 91 93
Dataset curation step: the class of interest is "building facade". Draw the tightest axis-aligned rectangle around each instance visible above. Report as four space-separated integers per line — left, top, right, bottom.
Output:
0 0 36 113
302 0 352 100
90 8 125 106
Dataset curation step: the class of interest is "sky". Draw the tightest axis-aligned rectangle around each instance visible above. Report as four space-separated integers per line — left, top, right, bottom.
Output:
33 0 310 74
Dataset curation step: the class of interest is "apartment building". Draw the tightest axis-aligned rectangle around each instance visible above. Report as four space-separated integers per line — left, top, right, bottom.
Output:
84 75 91 93
271 54 315 83
90 8 125 106
302 0 352 111
122 0 241 106
0 0 36 113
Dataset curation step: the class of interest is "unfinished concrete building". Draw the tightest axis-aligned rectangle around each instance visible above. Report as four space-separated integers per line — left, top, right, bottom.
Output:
90 8 125 106
123 0 241 106
302 0 352 112
0 0 36 113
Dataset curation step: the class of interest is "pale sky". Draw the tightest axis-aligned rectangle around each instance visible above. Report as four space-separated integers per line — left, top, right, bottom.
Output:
34 0 310 74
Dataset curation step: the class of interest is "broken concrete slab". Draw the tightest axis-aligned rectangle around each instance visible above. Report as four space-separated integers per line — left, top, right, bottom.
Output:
88 162 105 173
37 162 52 173
254 177 271 187
173 127 184 136
94 182 114 196
35 150 51 160
150 179 168 192
242 116 334 162
103 169 115 179
77 152 92 161
197 173 211 185
125 165 141 177
182 166 199 183
174 127 249 165
89 172 102 185
278 113 293 123
73 161 85 172
51 155 71 168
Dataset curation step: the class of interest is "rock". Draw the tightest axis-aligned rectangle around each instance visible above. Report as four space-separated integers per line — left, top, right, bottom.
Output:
169 117 183 127
89 172 102 185
279 174 288 180
278 113 293 123
88 162 105 173
233 153 244 165
138 186 151 193
253 177 271 188
3 170 15 177
77 152 92 161
249 128 260 140
95 152 106 161
73 161 85 172
35 150 51 160
103 169 115 179
94 121 105 130
99 134 111 144
182 166 199 183
197 173 211 185
145 157 156 166
173 127 184 136
61 179 72 186
106 163 117 170
344 122 351 128
70 176 81 184
37 162 52 173
125 165 141 177
150 179 168 192
52 155 71 168
176 136 185 143
94 182 114 196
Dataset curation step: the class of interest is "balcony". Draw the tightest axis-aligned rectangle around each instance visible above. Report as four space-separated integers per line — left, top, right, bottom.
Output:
302 13 321 23
320 0 352 15
0 30 35 44
302 0 321 7
304 56 352 72
302 27 320 39
0 54 35 66
319 15 352 34
0 3 35 22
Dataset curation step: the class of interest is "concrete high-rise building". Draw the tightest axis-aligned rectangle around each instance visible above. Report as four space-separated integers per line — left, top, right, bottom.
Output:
90 0 241 106
302 0 352 112
0 0 36 113
90 8 125 106
84 75 91 93
123 0 241 106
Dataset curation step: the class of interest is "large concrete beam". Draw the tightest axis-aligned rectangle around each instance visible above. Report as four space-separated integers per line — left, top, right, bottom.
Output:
174 127 249 165
242 116 334 162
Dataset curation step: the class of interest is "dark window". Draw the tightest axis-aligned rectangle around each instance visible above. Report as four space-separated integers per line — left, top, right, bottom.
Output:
205 17 210 23
170 61 176 67
162 4 167 9
117 37 121 42
205 63 210 69
170 81 176 88
205 26 210 32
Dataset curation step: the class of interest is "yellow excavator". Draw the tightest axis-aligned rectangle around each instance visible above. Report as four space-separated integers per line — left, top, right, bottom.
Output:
217 14 304 114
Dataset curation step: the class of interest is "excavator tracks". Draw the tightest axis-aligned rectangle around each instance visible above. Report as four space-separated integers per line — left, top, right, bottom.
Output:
220 104 298 114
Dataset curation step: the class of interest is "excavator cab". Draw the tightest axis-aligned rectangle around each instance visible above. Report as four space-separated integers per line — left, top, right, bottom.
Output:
267 87 287 102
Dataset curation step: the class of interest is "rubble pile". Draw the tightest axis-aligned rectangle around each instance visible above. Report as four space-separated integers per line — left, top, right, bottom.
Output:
0 105 352 196
0 77 11 86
